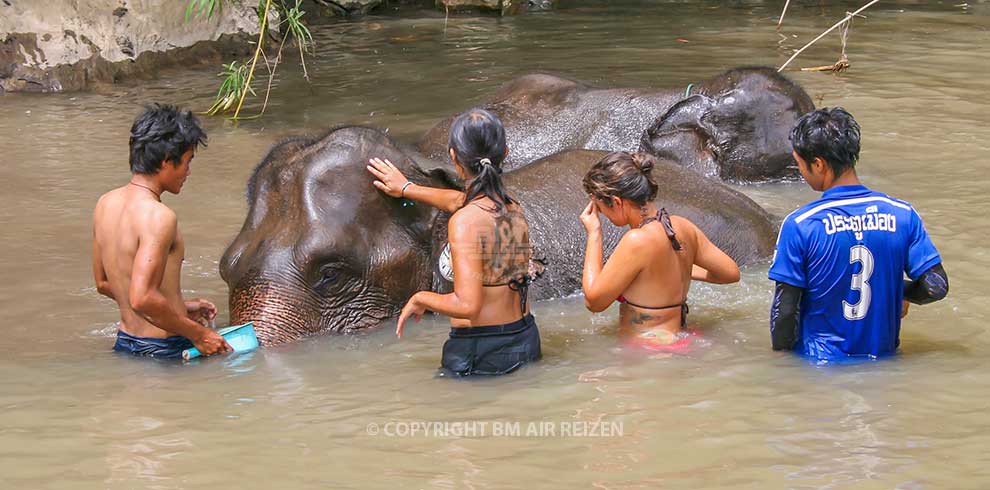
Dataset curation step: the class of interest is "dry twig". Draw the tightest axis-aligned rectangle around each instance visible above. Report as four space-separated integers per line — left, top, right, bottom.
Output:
778 0 880 72
258 31 290 116
777 0 791 30
233 0 273 119
800 12 853 72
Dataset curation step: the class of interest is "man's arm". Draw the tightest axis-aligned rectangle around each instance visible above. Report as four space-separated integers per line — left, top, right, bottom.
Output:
903 208 945 305
770 282 802 351
767 216 807 351
904 263 948 305
128 208 230 355
92 233 114 300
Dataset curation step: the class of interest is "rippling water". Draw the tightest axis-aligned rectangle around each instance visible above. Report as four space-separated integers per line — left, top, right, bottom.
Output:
1 1 989 488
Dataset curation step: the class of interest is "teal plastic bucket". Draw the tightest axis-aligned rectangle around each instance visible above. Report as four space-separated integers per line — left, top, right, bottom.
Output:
182 322 259 360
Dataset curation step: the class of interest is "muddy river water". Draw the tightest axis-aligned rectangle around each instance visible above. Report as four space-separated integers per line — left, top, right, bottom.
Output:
1 1 989 488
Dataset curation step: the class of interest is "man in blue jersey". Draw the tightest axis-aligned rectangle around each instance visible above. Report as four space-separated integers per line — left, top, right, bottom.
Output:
768 108 948 360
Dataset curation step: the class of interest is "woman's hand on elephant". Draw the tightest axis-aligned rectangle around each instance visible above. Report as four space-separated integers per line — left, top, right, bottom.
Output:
580 200 602 234
185 298 217 327
396 295 427 338
367 158 409 198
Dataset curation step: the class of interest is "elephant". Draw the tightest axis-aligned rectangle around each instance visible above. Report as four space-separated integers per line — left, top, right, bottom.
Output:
418 66 815 182
220 126 777 345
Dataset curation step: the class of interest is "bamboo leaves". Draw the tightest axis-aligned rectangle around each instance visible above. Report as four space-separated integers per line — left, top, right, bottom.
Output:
283 0 314 81
184 0 316 119
185 0 226 22
206 61 255 116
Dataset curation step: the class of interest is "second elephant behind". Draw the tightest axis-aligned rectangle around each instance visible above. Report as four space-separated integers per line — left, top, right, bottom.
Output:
419 66 815 182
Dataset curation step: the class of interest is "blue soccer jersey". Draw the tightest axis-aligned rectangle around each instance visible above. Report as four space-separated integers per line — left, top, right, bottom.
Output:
768 185 942 360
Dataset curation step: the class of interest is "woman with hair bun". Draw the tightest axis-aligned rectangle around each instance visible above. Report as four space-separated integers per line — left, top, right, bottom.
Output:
580 151 740 352
367 109 542 376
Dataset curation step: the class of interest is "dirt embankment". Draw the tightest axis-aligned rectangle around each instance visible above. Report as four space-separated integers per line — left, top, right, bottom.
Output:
0 0 265 93
0 0 553 94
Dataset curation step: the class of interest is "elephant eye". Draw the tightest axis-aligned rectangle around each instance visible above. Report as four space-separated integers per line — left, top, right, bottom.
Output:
316 264 345 289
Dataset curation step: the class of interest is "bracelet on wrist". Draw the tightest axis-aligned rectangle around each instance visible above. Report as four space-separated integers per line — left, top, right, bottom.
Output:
400 181 413 198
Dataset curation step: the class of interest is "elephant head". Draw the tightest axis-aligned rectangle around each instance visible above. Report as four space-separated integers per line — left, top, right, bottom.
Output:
219 126 459 345
640 66 815 182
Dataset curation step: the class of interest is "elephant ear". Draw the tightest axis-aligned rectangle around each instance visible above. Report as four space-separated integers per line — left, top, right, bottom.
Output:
639 94 722 178
409 153 464 191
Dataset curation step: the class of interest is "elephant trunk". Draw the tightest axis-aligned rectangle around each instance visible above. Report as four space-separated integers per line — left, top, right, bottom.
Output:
229 278 321 346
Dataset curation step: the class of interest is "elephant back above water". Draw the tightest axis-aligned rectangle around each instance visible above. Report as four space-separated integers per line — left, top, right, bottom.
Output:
418 66 814 182
220 127 778 345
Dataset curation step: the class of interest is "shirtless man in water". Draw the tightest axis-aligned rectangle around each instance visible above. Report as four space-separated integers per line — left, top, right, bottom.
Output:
93 104 231 358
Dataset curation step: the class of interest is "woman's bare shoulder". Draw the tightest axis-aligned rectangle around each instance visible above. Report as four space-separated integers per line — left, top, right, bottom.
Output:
449 202 494 234
617 227 653 252
669 215 704 250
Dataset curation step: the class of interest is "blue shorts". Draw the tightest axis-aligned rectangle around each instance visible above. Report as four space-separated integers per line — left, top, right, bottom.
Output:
113 330 194 359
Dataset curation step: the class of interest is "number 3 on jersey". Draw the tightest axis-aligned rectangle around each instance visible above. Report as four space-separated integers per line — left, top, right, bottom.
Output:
843 245 874 320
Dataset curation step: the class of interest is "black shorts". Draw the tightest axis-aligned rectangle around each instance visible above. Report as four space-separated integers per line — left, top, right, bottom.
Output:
439 314 542 377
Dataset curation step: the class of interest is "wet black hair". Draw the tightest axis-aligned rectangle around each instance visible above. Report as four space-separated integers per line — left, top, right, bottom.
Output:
129 103 207 175
789 107 860 177
448 109 514 212
583 151 659 207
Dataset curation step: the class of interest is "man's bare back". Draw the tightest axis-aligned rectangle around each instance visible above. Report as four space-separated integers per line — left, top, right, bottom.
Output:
93 104 230 358
93 184 187 338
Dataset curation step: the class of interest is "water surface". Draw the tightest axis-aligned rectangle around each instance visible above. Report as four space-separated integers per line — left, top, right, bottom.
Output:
1 1 988 488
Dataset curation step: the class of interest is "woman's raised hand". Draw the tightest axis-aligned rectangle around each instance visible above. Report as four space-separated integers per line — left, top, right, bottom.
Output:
580 200 602 234
367 158 410 198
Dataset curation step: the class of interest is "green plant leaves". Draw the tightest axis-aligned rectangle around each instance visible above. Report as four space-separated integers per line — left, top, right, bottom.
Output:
185 0 227 22
283 0 313 51
193 0 315 119
206 61 255 116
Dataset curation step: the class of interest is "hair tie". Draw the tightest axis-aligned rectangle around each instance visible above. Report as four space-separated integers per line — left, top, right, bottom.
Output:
479 158 492 168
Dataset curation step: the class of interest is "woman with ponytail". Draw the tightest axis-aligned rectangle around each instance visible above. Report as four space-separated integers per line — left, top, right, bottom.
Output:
367 109 542 376
580 151 740 352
